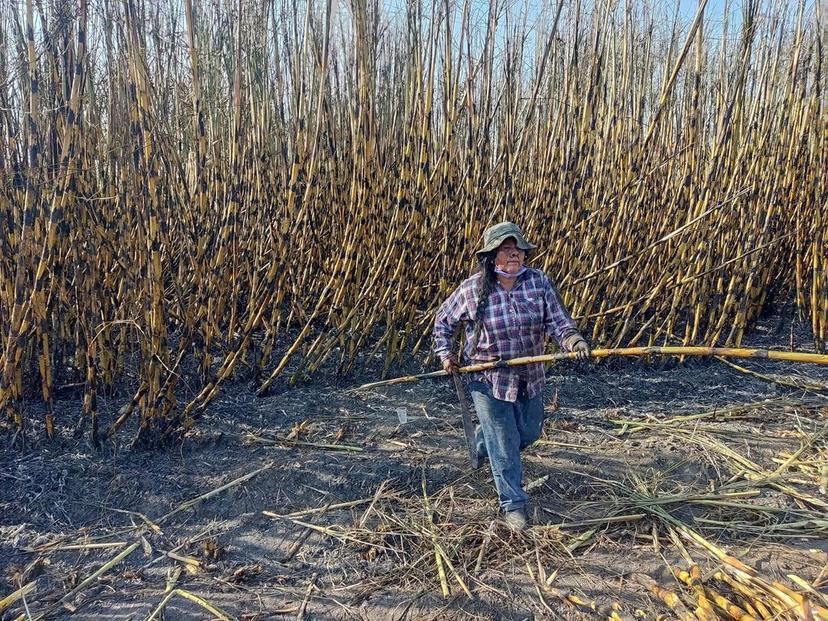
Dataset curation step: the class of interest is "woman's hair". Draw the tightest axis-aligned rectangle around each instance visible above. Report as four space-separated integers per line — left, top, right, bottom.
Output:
469 253 497 357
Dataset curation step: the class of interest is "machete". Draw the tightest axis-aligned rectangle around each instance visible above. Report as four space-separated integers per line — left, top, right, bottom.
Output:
452 372 480 469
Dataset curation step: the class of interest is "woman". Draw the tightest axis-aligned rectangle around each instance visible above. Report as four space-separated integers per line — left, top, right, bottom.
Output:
433 221 590 531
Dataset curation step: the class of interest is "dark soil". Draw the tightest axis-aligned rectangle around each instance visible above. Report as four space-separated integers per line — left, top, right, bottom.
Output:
1 314 827 620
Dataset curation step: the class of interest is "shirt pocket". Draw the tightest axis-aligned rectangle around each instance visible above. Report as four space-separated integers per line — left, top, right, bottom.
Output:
513 293 544 331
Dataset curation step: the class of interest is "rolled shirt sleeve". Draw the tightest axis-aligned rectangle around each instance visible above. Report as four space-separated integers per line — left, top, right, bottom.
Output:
433 283 472 362
541 275 584 351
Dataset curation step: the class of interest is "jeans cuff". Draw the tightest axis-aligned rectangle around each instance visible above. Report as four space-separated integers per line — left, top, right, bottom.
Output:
501 502 526 513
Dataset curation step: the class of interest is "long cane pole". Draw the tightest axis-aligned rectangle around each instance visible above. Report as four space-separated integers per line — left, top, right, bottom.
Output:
355 346 828 391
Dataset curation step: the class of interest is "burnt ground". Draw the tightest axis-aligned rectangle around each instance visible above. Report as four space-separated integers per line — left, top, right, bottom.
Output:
1 315 827 621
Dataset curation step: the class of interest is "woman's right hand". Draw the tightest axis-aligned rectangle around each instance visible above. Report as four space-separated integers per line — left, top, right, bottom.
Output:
442 357 459 374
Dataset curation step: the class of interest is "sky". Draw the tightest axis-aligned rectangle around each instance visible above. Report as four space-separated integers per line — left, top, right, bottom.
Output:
378 0 741 35
365 0 764 77
363 0 776 72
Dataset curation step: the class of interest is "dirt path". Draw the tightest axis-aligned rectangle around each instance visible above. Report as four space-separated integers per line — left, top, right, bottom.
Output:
2 319 827 620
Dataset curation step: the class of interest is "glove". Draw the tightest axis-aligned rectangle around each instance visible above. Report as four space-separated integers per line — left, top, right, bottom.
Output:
563 333 591 362
572 339 591 362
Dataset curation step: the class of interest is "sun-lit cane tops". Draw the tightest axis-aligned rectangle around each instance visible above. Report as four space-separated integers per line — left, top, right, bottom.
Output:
433 268 581 402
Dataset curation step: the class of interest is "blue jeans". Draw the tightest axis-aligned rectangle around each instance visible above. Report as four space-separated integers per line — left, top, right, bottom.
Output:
468 380 544 512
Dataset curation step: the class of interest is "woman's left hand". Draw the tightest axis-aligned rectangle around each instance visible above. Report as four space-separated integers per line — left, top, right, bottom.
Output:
573 339 591 362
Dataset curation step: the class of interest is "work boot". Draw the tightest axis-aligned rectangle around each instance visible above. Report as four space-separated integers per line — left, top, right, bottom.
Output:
501 508 529 532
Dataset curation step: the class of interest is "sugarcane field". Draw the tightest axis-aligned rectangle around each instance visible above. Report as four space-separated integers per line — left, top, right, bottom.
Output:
1 0 827 618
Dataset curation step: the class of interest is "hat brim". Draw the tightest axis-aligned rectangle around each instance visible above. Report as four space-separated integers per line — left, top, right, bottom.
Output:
476 234 537 257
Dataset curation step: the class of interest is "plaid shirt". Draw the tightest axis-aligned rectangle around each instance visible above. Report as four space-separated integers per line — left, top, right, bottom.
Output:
433 268 581 402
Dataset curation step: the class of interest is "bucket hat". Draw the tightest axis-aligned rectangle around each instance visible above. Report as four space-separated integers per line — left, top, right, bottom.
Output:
476 221 537 257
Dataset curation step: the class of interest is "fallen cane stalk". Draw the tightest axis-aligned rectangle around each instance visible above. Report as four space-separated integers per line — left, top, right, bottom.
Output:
145 589 178 621
701 583 757 620
32 542 140 620
158 461 275 523
105 508 163 534
35 542 128 552
538 575 599 612
713 572 774 620
296 573 317 621
421 471 450 598
281 528 313 564
542 513 646 529
248 433 364 452
673 524 828 619
714 356 828 392
565 527 597 554
770 425 828 479
356 347 828 390
428 535 473 598
282 518 392 551
673 566 716 621
359 480 390 528
263 496 373 520
473 521 495 575
787 574 828 609
166 551 202 570
631 573 695 621
526 563 556 615
0 582 37 613
145 588 236 621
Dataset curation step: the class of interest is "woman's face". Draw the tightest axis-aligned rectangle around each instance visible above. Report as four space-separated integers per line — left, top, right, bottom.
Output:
493 237 526 274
